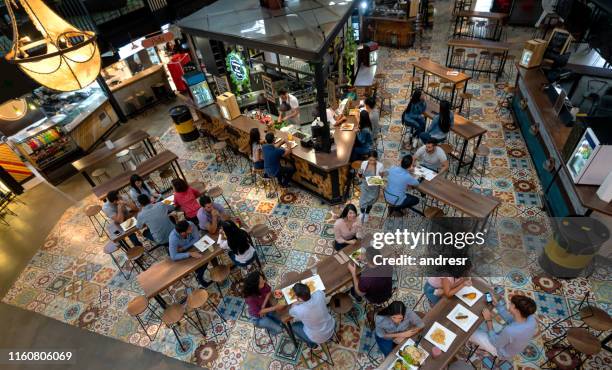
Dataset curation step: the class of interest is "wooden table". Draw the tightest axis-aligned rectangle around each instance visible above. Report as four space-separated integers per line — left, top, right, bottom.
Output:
424 101 487 175
446 39 511 81
137 246 225 308
417 176 500 225
452 11 507 41
411 60 471 112
365 16 415 48
71 129 155 186
378 278 492 369
92 150 184 199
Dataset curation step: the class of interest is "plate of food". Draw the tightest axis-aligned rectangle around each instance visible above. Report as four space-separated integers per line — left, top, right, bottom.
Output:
281 141 298 149
395 339 429 369
424 322 457 352
273 289 283 299
120 217 137 231
366 176 385 186
388 358 410 370
162 195 174 205
281 274 325 304
455 285 483 307
348 248 365 268
340 123 354 131
446 303 479 332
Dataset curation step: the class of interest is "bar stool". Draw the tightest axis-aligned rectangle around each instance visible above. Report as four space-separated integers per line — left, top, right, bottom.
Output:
348 160 362 200
378 91 393 123
440 79 453 101
239 143 253 173
451 48 465 66
185 289 228 340
466 21 476 37
459 92 473 118
129 143 149 164
85 204 107 237
466 53 478 74
161 304 188 351
542 328 601 369
491 52 505 74
116 149 135 171
504 55 517 81
124 96 137 116
374 73 387 93
469 144 490 187
253 168 266 193
300 335 336 367
439 143 458 180
330 293 359 333
250 223 282 263
209 264 231 302
149 136 165 152
405 77 421 100
103 241 130 280
206 186 235 217
475 21 486 38
427 81 440 98
125 245 148 275
261 175 281 200
91 168 110 185
579 306 612 332
128 295 162 341
474 51 491 79
212 141 235 173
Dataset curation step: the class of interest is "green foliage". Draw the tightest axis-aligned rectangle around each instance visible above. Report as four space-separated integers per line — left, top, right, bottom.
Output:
344 24 357 84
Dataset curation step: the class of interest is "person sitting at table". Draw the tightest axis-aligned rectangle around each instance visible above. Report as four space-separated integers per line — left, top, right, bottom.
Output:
358 150 385 224
243 271 285 335
424 276 472 305
414 138 449 173
351 106 374 161
348 247 393 304
383 155 420 215
333 203 363 251
171 178 201 226
289 283 336 348
375 300 424 356
103 190 152 247
218 220 259 268
168 220 211 288
419 100 454 144
129 174 160 204
249 128 264 170
196 195 227 235
325 102 347 127
469 295 538 360
135 194 174 247
402 89 427 135
262 132 295 188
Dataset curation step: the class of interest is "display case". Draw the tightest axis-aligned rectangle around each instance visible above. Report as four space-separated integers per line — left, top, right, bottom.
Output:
567 127 612 185
183 71 214 108
12 123 79 171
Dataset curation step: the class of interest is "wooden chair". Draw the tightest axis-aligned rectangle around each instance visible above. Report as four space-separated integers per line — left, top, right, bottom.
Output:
85 204 106 237
250 223 282 263
185 289 228 341
330 292 359 334
210 264 231 302
91 168 110 185
103 241 129 280
127 295 162 341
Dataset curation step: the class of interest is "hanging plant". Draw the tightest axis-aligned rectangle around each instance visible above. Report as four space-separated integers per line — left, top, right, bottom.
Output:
343 24 357 84
226 50 251 92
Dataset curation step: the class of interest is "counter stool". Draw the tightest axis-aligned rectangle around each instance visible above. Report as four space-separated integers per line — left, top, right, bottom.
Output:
459 92 473 118
210 264 231 302
427 82 440 98
161 304 188 351
128 295 162 341
206 186 235 217
85 204 107 237
185 289 228 340
250 223 282 263
330 292 359 334
261 175 280 201
541 328 601 369
116 149 135 171
124 96 137 116
451 48 466 66
469 144 490 187
405 77 421 100
212 141 235 173
129 143 149 164
149 136 165 152
466 53 478 74
103 241 129 280
378 91 393 123
158 167 175 193
475 51 492 80
126 245 148 275
91 168 110 185
300 335 335 368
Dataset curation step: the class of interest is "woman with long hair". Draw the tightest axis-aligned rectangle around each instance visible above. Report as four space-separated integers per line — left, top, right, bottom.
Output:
219 220 259 268
172 178 201 225
420 100 453 144
249 128 264 170
351 107 374 161
358 150 385 223
333 203 363 251
374 301 424 356
402 89 427 134
128 174 160 204
243 271 285 335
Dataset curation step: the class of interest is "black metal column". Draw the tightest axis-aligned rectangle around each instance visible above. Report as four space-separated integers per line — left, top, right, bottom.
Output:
96 76 127 123
314 62 331 152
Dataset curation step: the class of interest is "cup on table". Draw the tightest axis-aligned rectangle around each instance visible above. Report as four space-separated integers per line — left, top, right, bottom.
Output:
431 347 442 358
310 266 318 276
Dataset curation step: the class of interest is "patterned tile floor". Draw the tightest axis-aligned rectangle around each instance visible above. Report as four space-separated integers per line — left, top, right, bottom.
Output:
3 6 612 370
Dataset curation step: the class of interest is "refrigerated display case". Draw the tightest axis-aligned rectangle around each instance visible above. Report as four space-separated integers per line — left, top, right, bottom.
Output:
183 71 214 108
567 127 612 185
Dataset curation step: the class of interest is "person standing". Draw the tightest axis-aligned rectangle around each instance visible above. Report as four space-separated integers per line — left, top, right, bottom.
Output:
168 220 211 288
365 96 380 138
277 89 300 125
289 283 336 348
384 155 420 214
262 132 295 188
358 150 385 223
171 178 201 226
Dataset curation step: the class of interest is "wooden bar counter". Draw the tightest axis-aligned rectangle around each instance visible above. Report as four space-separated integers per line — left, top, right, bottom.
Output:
194 103 356 204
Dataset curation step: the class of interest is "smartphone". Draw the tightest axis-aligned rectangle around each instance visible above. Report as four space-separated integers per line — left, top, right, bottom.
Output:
485 292 493 304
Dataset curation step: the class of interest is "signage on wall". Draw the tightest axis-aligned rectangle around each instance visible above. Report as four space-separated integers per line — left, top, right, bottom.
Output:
141 32 175 49
262 74 275 102
225 50 250 91
213 75 230 95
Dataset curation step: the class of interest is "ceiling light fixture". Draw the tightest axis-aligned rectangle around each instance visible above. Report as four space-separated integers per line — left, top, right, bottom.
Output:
4 0 101 92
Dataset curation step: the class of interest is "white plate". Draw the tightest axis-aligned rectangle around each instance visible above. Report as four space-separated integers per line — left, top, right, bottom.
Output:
194 235 215 252
366 176 385 186
281 141 297 149
162 195 174 205
455 285 484 307
281 274 326 304
413 166 437 181
424 321 457 352
446 303 479 332
348 248 365 268
395 339 429 369
340 123 354 131
120 217 137 231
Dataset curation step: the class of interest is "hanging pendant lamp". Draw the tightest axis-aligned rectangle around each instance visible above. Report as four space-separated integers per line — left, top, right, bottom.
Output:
4 0 101 92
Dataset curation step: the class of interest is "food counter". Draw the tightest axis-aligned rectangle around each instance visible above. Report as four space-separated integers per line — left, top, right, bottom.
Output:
190 101 356 203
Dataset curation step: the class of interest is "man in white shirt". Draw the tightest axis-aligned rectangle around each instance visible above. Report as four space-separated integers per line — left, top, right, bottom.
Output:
288 283 335 348
278 89 300 125
414 138 449 173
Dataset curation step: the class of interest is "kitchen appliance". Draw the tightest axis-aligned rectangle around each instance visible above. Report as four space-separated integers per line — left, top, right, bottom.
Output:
566 127 612 185
183 71 214 108
519 39 547 68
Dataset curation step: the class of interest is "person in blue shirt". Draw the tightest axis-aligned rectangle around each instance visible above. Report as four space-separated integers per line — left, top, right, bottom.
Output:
262 132 295 187
384 154 420 214
351 108 374 161
419 100 454 144
402 89 427 136
136 194 174 246
168 220 211 287
469 295 538 360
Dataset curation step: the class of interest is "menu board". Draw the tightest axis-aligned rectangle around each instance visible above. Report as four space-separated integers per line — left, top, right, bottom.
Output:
262 74 275 102
547 28 572 55
213 74 230 95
